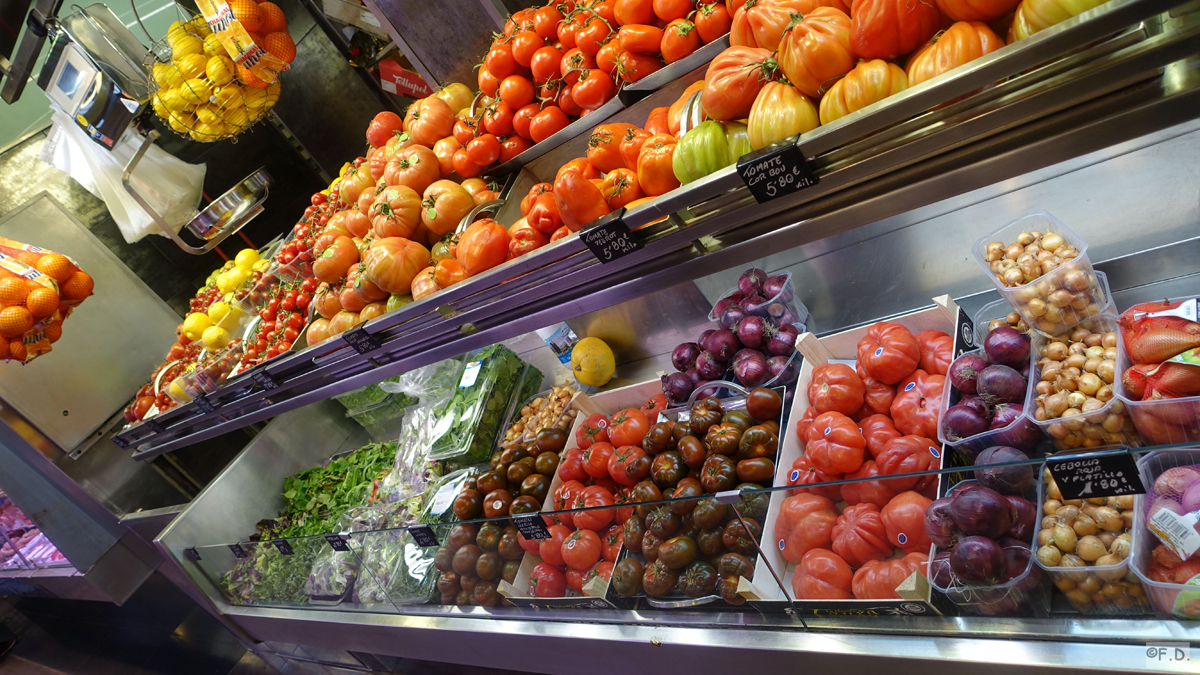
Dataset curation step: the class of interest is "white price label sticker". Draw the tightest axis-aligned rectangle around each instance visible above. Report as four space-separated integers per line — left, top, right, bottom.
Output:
1148 508 1200 559
429 482 458 515
459 360 482 388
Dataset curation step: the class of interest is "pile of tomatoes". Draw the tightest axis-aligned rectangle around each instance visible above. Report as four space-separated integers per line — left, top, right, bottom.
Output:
780 322 953 600
188 283 224 315
432 521 529 607
240 278 317 366
123 341 206 422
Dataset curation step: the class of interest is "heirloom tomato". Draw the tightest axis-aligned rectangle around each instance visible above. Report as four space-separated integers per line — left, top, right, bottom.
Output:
851 552 928 599
874 434 940 493
403 97 455 147
601 168 643 209
370 185 421 239
906 21 1005 86
672 120 751 185
914 329 953 376
575 485 616 531
804 411 866 474
795 405 818 442
421 180 474 237
637 133 679 196
366 111 403 148
1008 0 1106 41
608 408 650 447
577 413 611 449
732 0 844 50
699 46 774 121
858 413 902 459
363 238 428 295
832 502 892 567
857 368 896 419
588 124 637 173
849 0 943 59
936 0 1020 21
776 7 856 99
793 549 854 599
562 529 602 570
840 460 896 508
881 490 932 554
890 370 944 440
787 454 842 500
539 525 572 566
857 321 921 384
559 448 589 483
774 493 838 563
746 82 819 150
609 446 652 486
584 441 616 479
554 169 611 231
808 363 866 416
457 219 509 276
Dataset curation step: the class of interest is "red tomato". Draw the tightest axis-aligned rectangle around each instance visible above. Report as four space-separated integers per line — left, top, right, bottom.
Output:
608 446 651 486
616 0 656 24
618 126 651 170
602 524 624 561
840 459 896 508
574 485 616 531
562 528 603 570
890 369 944 439
511 30 545 67
534 4 564 38
453 117 478 145
366 111 403 148
808 363 866 416
608 408 650 446
553 167 610 230
588 560 614 585
499 75 536 109
529 562 567 597
483 101 515 136
550 225 572 241
485 44 518 78
787 454 842 501
572 69 616 109
576 413 610 448
539 524 573 566
596 39 623 75
551 479 586 527
560 48 596 85
832 502 893 568
805 411 866 475
518 531 543 554
857 321 921 385
558 447 589 482
566 567 587 593
587 124 632 173
695 2 733 42
700 45 773 120
794 549 854 599
452 149 482 178
856 363 897 419
850 0 942 59
616 50 663 83
499 135 533 162
914 329 953 376
531 45 565 83
653 0 692 21
583 441 616 479
618 23 664 52
874 434 940 493
465 134 501 166
530 106 571 142
614 488 635 524
859 413 901 459
527 192 563 234
774 493 838 564
661 19 701 62
509 219 549 257
559 13 582 47
576 14 615 56
881 491 932 554
479 67 500 97
640 393 668 423
852 552 928 599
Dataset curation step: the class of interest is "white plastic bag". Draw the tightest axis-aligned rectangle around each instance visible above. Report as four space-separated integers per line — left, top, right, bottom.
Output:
42 110 205 243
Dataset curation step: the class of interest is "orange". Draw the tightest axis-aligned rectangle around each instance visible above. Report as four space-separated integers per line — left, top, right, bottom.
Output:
26 287 59 319
230 0 262 32
262 32 295 63
0 306 33 338
0 277 28 307
237 64 270 88
44 321 62 344
257 2 286 32
61 270 94 302
8 339 24 362
35 253 74 282
246 31 264 45
14 251 39 267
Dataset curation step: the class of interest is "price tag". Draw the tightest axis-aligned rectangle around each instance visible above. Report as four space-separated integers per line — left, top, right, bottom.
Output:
344 326 382 354
194 394 216 414
272 539 294 555
1148 510 1200 560
251 370 277 391
324 534 350 552
229 543 246 559
736 141 818 203
1047 451 1145 500
111 435 129 449
580 209 641 264
954 306 976 359
513 514 551 540
143 418 164 434
459 360 482 388
409 525 439 547
185 547 201 562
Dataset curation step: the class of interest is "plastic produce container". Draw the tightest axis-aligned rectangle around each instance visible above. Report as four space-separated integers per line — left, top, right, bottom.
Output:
1132 449 1200 619
974 271 1114 345
972 212 1108 336
928 480 1050 617
1027 314 1141 450
346 394 409 439
706 270 810 331
427 344 537 464
334 375 409 411
937 347 1047 463
499 383 578 449
1034 450 1149 615
167 340 245 403
1114 296 1200 445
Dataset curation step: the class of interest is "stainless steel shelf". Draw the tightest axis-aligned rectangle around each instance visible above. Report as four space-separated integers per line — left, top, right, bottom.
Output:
115 0 1200 459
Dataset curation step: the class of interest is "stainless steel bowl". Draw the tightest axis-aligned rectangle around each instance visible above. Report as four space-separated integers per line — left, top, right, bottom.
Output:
186 168 272 240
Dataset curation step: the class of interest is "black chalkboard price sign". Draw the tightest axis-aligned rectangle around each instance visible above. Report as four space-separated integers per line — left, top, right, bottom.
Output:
324 534 350 552
513 514 551 540
185 547 201 562
1047 452 1145 500
111 435 129 449
143 418 164 434
273 539 294 555
736 141 818 203
954 307 976 358
344 326 382 354
250 370 277 391
193 394 216 414
229 543 246 559
580 209 641 264
409 525 439 547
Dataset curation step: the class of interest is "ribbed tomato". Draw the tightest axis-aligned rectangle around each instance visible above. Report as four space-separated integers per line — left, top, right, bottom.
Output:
857 321 921 385
363 237 429 295
731 0 849 50
699 46 776 121
793 549 854 599
936 0 1019 20
370 186 421 239
858 413 901 459
851 552 928 599
906 21 1005 86
874 434 940 493
402 96 454 147
832 502 892 567
889 369 944 440
773 493 838 563
804 411 866 474
787 454 843 501
915 329 953 376
776 7 855 99
850 0 943 59
881 491 932 554
1008 0 1106 41
746 82 819 150
808 363 866 416
457 219 510 276
421 180 474 237
819 59 909 125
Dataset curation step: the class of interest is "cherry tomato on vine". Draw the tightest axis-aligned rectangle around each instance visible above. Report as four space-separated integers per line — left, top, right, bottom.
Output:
571 69 615 109
499 135 533 162
616 50 662 83
453 149 484 177
466 134 501 166
499 75 536 109
513 104 540 139
530 46 564 84
511 30 544 67
484 45 517 78
484 102 515 136
529 106 571 142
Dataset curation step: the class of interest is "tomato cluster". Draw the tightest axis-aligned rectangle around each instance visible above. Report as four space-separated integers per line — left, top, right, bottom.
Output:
452 428 566 522
240 278 316 366
188 283 223 315
432 521 536 607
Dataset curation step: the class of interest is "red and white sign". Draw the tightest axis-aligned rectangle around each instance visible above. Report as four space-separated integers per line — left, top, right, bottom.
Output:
379 60 433 98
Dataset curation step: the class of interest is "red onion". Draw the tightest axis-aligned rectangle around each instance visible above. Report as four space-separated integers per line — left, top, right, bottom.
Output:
978 364 1026 405
738 268 766 296
661 372 695 406
949 486 1013 539
768 323 798 356
1005 497 1037 542
719 305 746 330
941 403 990 442
672 342 701 372
950 536 1007 583
683 368 702 387
991 416 1041 453
983 326 1031 369
737 315 768 349
701 329 739 360
766 355 796 383
712 295 740 317
929 551 953 587
960 396 992 422
695 381 720 399
732 348 760 366
998 536 1033 583
762 274 789 300
740 293 769 315
695 351 727 380
973 446 1032 496
925 497 959 548
734 351 769 388
1149 497 1184 519
948 353 988 395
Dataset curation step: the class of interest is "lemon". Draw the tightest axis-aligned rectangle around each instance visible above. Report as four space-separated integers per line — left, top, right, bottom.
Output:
188 17 212 37
571 337 615 387
175 53 207 80
223 106 250 130
182 312 211 342
242 86 268 109
167 20 191 44
207 300 232 325
160 87 193 113
252 259 271 272
201 325 232 351
210 85 244 111
206 55 236 86
171 34 204 59
265 81 280 106
179 78 212 105
152 62 182 89
195 104 222 126
151 94 167 118
168 111 197 135
203 33 225 57
191 121 227 142
234 249 260 268
167 379 191 403
216 265 251 294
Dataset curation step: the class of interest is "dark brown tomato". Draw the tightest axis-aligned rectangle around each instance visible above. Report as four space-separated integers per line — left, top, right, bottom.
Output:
463 476 479 492
671 478 704 515
521 473 551 502
476 523 504 551
535 451 560 475
633 480 663 519
651 451 686 488
507 459 534 485
642 559 679 597
736 457 775 483
718 552 755 579
460 575 479 593
643 422 676 454
717 576 746 604
440 593 456 605
484 489 514 518
697 527 725 555
611 558 644 597
472 580 499 606
745 387 783 422
477 469 507 495
447 523 478 551
623 516 646 552
658 535 698 570
642 531 663 561
499 446 528 467
509 495 541 515
455 590 472 605
476 551 503 580
536 427 569 453
692 497 728 530
453 489 483 520
502 560 520 584
673 420 691 441
721 517 762 556
734 483 769 521
722 409 754 432
700 454 738 493
678 561 718 597
646 505 681 539
434 545 455 572
498 530 524 560
738 425 778 460
678 512 699 540
490 451 505 471
452 544 483 576
677 436 708 470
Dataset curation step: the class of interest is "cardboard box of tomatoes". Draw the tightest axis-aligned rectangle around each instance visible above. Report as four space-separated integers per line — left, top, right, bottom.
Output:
742 296 968 615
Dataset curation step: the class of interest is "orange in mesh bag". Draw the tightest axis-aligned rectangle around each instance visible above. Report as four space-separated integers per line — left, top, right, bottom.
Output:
0 237 93 364
1119 299 1200 365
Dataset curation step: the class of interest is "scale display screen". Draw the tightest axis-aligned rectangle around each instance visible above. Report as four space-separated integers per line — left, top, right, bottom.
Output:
56 60 86 101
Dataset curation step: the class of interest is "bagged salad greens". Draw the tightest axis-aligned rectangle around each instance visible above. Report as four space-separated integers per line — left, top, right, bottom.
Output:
305 507 384 602
352 529 438 606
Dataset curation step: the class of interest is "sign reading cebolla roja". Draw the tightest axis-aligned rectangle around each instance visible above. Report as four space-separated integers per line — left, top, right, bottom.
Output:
379 60 433 98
